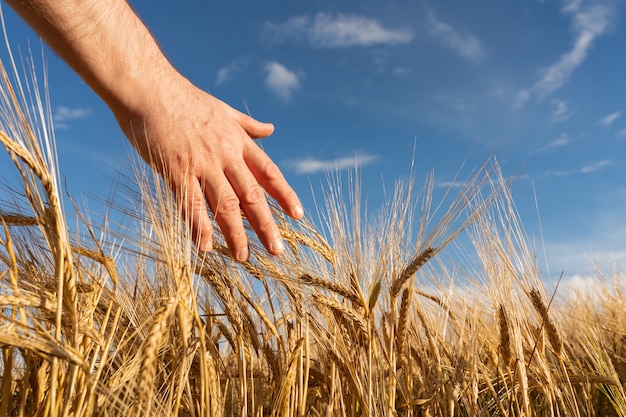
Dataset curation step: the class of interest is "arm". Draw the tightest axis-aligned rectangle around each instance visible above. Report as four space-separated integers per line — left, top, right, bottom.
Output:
5 0 303 261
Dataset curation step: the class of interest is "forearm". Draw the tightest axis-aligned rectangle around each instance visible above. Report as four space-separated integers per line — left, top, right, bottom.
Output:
4 0 177 117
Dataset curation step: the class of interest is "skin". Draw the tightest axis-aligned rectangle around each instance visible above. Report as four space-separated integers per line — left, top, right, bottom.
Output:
4 0 304 262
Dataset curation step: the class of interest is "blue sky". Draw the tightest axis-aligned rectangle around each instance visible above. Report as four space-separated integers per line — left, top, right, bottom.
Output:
0 0 625 286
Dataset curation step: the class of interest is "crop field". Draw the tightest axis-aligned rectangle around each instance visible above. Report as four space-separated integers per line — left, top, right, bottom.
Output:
0 50 625 416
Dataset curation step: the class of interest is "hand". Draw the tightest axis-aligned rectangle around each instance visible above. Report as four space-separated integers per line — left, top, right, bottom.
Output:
4 0 303 261
115 72 303 262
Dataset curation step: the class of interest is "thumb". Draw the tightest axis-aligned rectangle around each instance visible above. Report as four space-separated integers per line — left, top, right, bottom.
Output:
232 109 275 139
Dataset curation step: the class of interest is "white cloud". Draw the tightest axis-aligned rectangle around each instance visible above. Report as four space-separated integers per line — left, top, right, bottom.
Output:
393 67 411 77
264 62 300 102
529 133 570 154
513 89 531 109
598 111 621 127
264 13 414 48
533 0 614 96
53 106 90 122
285 152 379 175
426 10 485 62
534 158 611 178
433 93 471 112
551 99 573 122
559 274 599 301
543 207 626 279
215 58 247 86
435 179 472 189
581 159 611 173
537 168 575 178
53 106 91 129
616 128 626 138
559 272 626 303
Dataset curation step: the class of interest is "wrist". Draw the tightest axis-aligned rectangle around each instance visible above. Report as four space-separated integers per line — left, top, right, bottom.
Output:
105 58 182 126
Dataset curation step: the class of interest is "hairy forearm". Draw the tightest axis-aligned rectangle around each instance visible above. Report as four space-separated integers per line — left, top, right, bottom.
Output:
4 0 177 117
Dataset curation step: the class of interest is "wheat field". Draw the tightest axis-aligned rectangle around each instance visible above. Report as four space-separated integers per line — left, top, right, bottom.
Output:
0 45 625 417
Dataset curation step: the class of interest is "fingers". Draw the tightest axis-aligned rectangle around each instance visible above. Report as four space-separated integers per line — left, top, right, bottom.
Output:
231 107 274 139
203 158 289 261
174 170 253 262
177 176 214 252
224 161 285 257
244 142 303 220
201 175 250 262
195 143 301 261
174 145 298 262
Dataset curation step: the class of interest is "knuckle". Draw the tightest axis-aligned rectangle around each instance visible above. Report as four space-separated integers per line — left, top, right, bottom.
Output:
241 184 266 206
283 189 299 204
178 186 206 216
261 161 282 181
189 195 208 213
228 229 247 244
217 194 241 215
257 219 278 237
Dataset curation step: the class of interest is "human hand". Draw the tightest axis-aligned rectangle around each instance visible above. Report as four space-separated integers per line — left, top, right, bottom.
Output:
114 71 303 262
4 0 303 261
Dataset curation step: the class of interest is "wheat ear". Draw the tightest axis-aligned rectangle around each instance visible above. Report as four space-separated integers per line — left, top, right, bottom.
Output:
134 299 175 414
313 294 369 342
391 247 437 297
498 305 512 365
396 286 412 358
529 288 562 355
301 273 360 304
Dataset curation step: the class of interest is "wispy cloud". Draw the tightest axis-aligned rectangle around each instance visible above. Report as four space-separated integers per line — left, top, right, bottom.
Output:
616 128 626 138
264 13 414 48
581 159 612 173
53 106 91 129
264 62 300 102
533 158 612 178
56 141 119 168
54 106 90 122
598 111 621 127
426 9 485 62
537 168 575 178
529 133 571 154
551 99 573 122
513 89 531 109
393 67 411 77
215 57 247 86
533 0 614 96
285 152 379 175
435 179 472 189
433 93 472 112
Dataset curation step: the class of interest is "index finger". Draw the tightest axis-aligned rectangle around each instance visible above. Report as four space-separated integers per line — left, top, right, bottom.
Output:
244 141 303 220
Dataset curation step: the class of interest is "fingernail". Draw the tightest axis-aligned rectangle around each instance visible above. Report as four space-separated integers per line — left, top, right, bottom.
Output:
237 247 249 262
270 237 284 255
293 204 304 219
198 236 212 253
